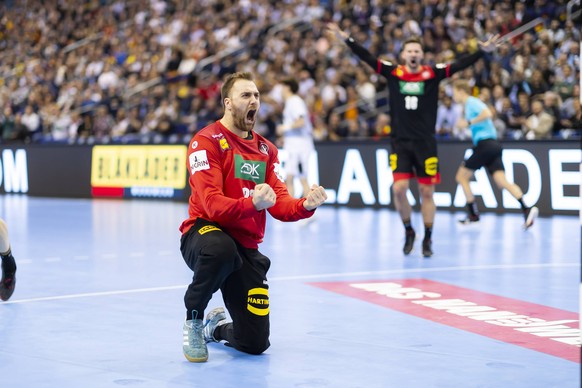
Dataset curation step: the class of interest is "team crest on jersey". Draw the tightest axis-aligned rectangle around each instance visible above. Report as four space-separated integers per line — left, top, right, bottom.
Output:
191 141 198 149
421 71 431 79
259 142 269 155
189 150 210 174
234 154 266 183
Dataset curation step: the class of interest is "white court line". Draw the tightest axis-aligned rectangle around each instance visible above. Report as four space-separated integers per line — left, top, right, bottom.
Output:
2 262 578 305
2 285 187 305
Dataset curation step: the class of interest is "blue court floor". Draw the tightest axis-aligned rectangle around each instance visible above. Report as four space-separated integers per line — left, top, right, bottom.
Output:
0 195 579 388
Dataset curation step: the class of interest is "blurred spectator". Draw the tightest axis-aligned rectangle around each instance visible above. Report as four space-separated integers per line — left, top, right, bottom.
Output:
560 98 582 132
92 105 115 141
20 105 41 137
523 100 554 139
1 106 19 142
435 95 463 138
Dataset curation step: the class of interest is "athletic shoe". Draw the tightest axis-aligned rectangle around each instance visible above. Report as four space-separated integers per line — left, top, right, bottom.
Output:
422 238 433 258
0 254 16 302
183 319 208 362
458 214 480 224
204 307 227 343
403 229 415 255
523 206 539 230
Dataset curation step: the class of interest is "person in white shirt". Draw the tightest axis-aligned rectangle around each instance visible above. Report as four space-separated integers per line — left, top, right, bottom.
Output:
276 78 315 198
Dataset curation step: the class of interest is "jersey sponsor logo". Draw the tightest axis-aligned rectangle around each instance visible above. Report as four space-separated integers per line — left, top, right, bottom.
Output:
247 287 269 316
219 138 230 151
234 154 266 183
198 225 221 235
424 156 438 176
189 150 210 174
399 81 424 95
211 133 224 139
259 142 269 155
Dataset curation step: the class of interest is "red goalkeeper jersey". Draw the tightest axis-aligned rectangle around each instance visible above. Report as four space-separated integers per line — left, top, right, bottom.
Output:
179 120 314 249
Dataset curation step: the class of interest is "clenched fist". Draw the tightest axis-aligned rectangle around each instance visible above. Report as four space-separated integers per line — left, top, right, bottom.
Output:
303 185 328 211
252 183 277 211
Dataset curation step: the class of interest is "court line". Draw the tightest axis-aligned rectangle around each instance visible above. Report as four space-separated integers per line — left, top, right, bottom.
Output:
1 262 578 305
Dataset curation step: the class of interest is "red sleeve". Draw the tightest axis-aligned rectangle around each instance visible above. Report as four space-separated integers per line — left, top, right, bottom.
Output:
265 149 315 221
188 136 257 225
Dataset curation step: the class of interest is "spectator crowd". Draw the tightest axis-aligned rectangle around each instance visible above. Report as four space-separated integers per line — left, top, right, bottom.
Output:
0 0 580 145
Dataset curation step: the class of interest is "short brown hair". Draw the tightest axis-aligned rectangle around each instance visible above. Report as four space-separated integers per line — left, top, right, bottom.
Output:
221 72 254 103
452 79 471 94
402 36 423 51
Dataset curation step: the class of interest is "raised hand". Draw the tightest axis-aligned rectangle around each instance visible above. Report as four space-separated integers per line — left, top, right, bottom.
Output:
252 183 277 211
303 184 328 211
324 23 349 43
478 34 501 53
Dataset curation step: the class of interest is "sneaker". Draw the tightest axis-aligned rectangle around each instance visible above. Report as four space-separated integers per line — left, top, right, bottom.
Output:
458 214 480 224
422 238 433 258
0 254 16 302
183 319 208 362
523 206 539 230
403 229 415 255
204 307 227 343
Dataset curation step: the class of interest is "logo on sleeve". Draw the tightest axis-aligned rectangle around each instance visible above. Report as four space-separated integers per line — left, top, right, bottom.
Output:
273 162 284 182
189 150 210 174
234 154 266 183
259 142 269 155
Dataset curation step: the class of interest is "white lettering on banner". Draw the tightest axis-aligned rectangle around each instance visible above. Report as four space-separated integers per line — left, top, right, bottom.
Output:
279 146 578 212
0 149 29 193
502 149 542 209
549 149 582 210
376 149 392 205
453 149 498 208
336 149 375 205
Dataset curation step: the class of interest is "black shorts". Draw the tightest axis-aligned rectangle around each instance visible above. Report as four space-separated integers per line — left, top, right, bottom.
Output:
390 138 440 184
464 139 505 173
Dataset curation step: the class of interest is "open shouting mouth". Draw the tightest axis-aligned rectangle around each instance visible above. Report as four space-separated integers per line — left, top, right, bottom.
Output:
246 109 257 124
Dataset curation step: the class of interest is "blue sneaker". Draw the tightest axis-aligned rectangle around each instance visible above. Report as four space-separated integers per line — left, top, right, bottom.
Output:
204 307 227 343
183 318 208 362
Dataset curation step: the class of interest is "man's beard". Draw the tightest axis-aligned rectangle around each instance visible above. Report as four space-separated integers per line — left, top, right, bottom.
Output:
233 107 256 133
